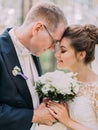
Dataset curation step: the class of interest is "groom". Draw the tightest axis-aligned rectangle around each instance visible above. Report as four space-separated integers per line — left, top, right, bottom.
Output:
0 2 67 130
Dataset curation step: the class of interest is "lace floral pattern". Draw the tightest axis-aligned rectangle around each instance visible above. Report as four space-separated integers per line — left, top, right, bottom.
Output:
92 85 98 115
77 82 98 114
68 82 98 130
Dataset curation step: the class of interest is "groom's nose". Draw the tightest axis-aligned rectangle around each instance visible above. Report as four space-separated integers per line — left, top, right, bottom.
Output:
48 44 55 51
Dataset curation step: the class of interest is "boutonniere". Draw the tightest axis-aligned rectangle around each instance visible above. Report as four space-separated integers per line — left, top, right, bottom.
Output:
12 66 28 80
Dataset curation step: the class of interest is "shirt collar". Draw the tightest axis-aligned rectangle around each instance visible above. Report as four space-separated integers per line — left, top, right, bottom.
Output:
9 28 31 56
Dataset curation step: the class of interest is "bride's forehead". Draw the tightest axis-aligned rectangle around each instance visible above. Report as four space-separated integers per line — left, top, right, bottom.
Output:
61 37 71 44
60 39 72 48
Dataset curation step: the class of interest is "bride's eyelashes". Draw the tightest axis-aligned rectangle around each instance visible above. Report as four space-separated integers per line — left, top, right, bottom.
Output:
59 46 67 53
60 49 67 53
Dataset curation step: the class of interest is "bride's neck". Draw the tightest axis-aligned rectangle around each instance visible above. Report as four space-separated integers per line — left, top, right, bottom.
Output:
71 65 97 83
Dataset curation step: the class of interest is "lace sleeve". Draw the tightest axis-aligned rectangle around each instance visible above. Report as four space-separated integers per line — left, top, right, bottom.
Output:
92 86 98 118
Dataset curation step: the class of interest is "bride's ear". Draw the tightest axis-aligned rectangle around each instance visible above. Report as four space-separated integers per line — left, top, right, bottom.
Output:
77 51 86 61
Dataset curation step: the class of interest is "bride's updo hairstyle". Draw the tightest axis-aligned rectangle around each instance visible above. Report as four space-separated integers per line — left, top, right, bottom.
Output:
63 24 98 64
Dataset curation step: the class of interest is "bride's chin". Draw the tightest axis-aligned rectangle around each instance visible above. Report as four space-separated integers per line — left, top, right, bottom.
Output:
57 64 63 69
57 64 69 70
57 62 67 69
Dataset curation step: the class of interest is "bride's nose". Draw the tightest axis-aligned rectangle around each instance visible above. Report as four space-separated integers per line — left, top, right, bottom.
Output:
55 50 60 59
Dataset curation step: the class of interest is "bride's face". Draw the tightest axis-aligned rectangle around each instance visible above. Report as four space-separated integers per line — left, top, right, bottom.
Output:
55 37 79 70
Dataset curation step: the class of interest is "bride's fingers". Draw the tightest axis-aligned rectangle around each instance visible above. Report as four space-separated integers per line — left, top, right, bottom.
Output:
62 103 69 112
42 98 51 106
48 105 62 114
60 101 65 105
47 101 63 109
60 102 68 108
43 97 51 102
48 108 58 119
48 103 69 116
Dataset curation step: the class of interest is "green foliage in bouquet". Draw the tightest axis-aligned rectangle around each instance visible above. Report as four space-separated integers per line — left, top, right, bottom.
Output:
36 81 77 102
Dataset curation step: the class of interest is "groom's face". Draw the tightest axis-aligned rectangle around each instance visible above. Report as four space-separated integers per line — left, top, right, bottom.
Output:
29 23 65 56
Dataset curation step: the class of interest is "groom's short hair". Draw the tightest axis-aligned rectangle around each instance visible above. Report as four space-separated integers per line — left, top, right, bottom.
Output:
23 2 67 32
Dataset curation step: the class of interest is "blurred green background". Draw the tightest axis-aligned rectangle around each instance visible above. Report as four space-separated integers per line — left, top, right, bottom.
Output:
0 0 98 74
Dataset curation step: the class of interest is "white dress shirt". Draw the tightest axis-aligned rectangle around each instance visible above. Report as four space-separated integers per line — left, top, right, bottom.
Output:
9 28 39 130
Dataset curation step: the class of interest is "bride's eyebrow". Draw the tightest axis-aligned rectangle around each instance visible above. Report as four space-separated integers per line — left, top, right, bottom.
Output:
60 46 66 49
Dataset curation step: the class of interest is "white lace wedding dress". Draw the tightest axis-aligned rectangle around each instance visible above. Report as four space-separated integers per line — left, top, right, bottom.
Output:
35 82 98 130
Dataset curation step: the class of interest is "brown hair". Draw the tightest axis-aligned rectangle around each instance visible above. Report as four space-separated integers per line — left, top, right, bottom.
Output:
24 2 67 32
63 24 98 64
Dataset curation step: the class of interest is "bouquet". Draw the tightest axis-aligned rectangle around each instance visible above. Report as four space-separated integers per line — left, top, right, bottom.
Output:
36 70 81 102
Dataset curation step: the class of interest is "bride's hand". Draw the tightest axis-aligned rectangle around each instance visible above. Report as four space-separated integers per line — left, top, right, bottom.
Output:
47 101 92 130
47 101 70 126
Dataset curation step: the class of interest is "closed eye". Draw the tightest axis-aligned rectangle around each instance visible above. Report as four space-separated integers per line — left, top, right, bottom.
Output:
61 50 67 53
60 46 67 53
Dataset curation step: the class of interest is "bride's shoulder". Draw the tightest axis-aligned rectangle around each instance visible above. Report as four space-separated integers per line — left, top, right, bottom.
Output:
92 72 98 83
92 77 98 90
89 81 98 101
89 72 98 89
77 80 98 97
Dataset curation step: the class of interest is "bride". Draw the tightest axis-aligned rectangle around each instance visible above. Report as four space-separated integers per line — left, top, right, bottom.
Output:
35 24 98 130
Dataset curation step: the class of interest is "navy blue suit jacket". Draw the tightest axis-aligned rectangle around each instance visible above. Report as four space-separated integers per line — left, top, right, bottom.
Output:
0 28 42 130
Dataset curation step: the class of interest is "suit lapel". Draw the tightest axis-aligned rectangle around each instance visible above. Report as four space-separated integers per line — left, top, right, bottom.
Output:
1 29 33 107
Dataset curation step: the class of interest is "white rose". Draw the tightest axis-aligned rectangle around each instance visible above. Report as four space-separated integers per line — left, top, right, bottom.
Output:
12 70 18 76
42 84 55 94
59 87 72 95
73 85 80 94
42 84 49 94
14 66 21 72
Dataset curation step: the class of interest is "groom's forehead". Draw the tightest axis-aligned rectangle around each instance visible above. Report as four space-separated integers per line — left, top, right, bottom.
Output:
53 25 66 40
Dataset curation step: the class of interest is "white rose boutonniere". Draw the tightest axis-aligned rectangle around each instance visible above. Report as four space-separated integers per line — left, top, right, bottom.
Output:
12 66 28 80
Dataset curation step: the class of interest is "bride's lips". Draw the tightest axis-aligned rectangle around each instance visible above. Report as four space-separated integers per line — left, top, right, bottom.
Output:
57 59 63 63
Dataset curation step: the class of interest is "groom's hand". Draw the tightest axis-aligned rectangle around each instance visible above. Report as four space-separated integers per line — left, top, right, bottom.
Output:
32 102 56 125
